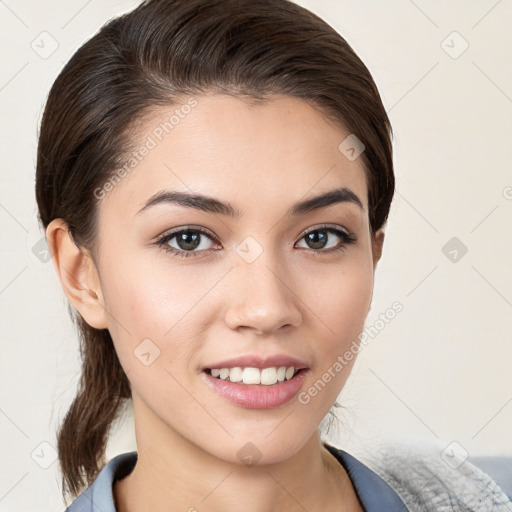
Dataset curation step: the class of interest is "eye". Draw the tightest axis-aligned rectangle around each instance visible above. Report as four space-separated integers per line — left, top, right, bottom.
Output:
155 223 357 259
155 226 219 258
295 224 357 254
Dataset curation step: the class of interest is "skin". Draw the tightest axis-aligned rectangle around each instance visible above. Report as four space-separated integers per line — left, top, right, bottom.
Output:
47 94 384 512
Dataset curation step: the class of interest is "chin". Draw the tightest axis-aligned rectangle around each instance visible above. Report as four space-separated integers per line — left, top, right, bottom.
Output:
197 428 317 468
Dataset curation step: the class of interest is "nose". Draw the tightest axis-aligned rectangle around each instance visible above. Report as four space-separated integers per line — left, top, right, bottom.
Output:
223 251 302 336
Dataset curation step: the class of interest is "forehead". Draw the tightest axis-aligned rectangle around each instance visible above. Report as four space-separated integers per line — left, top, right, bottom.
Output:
98 94 369 221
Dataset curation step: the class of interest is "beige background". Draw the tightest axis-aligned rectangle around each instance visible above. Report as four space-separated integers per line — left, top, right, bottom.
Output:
0 0 511 510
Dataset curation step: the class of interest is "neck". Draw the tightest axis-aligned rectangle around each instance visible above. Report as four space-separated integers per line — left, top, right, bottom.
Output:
114 398 362 512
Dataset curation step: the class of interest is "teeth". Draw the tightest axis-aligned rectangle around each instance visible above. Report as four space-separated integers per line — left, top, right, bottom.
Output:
229 367 243 382
261 368 277 385
285 367 295 380
242 367 260 385
209 366 297 384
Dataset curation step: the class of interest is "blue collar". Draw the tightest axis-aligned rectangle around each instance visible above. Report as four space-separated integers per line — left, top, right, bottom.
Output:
323 443 407 510
66 444 407 511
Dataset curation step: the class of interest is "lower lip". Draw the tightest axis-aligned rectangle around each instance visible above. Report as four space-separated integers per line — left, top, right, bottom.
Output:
201 369 309 409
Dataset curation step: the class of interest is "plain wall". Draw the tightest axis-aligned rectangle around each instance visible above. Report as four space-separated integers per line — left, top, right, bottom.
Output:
0 1 510 510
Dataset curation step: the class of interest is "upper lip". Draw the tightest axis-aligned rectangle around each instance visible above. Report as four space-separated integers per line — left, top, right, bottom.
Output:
203 354 309 370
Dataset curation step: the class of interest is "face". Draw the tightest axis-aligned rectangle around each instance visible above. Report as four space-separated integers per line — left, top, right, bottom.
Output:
91 94 381 465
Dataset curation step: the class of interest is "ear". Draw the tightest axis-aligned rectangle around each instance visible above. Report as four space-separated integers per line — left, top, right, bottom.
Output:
371 227 385 270
45 218 109 330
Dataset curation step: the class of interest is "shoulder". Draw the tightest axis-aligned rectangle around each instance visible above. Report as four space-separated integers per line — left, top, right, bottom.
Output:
351 440 512 512
64 452 137 512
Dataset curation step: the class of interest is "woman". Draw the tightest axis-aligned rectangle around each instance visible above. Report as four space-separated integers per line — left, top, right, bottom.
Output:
35 0 510 510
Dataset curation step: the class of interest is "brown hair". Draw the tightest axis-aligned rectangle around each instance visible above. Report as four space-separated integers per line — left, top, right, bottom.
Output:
35 0 394 501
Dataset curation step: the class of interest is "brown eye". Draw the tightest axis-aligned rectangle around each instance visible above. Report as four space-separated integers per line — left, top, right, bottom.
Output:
156 226 219 258
296 225 357 253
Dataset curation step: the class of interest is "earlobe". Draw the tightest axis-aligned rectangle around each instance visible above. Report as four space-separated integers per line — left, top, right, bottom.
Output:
45 218 109 330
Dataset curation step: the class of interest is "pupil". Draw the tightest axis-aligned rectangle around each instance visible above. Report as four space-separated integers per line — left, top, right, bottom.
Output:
178 231 200 250
307 231 327 249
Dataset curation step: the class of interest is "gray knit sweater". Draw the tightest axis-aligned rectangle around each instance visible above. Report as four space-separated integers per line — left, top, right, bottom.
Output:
351 440 512 511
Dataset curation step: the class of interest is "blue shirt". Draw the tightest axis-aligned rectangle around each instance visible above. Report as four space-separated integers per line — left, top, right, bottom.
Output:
65 443 407 511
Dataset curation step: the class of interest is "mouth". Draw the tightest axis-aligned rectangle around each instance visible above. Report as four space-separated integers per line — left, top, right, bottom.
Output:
204 366 303 385
200 358 310 409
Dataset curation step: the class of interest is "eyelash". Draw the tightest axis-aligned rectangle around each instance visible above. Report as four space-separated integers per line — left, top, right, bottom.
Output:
154 224 357 259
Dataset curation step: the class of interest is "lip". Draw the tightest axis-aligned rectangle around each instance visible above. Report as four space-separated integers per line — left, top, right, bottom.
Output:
202 354 309 371
201 368 310 409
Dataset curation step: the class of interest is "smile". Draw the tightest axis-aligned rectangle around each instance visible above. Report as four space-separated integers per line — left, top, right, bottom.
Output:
207 366 298 385
201 367 309 409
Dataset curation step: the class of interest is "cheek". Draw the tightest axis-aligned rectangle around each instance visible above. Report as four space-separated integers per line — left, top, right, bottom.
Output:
306 254 374 348
100 268 203 410
297 260 373 410
101 250 208 332
99 252 219 378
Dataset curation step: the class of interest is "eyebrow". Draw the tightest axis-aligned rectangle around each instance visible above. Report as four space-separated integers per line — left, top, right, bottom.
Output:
136 186 364 218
